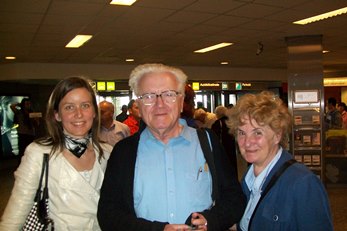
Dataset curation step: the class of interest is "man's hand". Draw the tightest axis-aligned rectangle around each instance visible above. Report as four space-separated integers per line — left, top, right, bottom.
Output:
190 212 208 231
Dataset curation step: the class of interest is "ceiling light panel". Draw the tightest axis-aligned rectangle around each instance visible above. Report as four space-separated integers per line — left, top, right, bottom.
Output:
65 35 93 48
110 0 137 6
194 42 233 53
293 7 347 25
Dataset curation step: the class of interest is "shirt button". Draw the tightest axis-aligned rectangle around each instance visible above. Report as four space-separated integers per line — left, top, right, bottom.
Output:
170 213 174 217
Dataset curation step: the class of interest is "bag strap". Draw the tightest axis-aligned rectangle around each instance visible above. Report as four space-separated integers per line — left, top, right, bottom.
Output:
34 154 48 201
248 158 296 231
197 128 218 200
43 153 49 199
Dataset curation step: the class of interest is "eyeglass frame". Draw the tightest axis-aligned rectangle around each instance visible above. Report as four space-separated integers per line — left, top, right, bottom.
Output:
137 90 182 106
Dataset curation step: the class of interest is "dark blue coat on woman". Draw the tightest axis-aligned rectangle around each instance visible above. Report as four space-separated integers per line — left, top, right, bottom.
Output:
239 150 333 231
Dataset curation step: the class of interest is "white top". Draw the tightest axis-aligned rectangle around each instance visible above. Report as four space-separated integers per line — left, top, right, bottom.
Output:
0 141 112 231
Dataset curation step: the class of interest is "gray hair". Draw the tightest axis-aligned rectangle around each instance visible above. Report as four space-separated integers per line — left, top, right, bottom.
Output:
214 106 227 119
129 63 188 96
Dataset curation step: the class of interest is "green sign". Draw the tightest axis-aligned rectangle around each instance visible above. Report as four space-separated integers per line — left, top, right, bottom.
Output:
235 82 242 90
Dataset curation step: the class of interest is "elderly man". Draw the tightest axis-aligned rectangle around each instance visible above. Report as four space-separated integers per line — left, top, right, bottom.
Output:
98 64 246 231
99 101 130 146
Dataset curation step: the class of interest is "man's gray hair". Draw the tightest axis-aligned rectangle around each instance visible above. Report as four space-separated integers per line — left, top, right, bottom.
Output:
129 63 188 96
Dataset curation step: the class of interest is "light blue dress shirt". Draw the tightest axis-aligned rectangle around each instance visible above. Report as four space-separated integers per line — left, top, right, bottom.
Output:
133 119 213 224
239 147 282 231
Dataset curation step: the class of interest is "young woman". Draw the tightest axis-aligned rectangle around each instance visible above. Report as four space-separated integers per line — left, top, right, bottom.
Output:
0 76 112 230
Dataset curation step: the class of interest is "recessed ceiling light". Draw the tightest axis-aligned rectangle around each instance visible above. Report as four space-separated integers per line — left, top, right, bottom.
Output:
293 7 347 25
126 58 134 62
221 61 229 65
65 35 93 48
194 42 233 53
110 0 137 6
5 56 16 60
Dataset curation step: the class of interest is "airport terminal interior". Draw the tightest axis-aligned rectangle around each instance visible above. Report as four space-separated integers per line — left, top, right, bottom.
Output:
1 0 347 230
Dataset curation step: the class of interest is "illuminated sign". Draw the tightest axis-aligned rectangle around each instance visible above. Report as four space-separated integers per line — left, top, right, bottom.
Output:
96 81 116 91
97 82 106 91
235 82 252 90
107 82 115 91
200 83 220 87
192 82 200 90
191 82 224 90
222 82 228 90
324 77 347 86
190 81 256 91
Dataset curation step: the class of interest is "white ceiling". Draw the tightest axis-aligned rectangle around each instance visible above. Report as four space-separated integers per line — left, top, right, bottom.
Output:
1 0 347 74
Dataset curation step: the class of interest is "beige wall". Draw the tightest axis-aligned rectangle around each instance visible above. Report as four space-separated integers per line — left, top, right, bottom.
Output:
0 63 287 82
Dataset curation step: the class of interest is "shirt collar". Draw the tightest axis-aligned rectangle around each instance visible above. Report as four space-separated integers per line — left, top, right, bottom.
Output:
141 118 191 144
101 122 115 131
245 147 283 191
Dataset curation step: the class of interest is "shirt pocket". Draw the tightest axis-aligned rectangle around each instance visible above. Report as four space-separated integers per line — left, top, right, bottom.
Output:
184 167 212 206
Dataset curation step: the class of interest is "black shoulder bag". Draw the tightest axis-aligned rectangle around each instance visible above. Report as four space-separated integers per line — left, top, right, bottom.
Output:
22 153 54 231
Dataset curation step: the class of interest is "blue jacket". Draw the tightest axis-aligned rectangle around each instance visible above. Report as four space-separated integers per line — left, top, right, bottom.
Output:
239 150 333 231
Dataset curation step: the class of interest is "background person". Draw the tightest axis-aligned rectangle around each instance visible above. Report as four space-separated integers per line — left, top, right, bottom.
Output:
10 98 37 161
99 101 130 146
0 76 112 230
180 84 197 128
326 97 342 129
123 99 141 135
98 63 245 231
116 104 128 122
194 108 207 129
211 105 238 178
194 108 217 129
227 91 333 231
338 102 347 129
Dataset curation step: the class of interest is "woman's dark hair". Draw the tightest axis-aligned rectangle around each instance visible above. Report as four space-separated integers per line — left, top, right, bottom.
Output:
37 76 104 160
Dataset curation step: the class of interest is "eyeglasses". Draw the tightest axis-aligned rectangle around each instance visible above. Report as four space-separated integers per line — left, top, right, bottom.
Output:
138 90 181 106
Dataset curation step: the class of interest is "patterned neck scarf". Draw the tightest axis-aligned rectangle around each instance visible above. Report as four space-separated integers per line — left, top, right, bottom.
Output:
64 132 91 158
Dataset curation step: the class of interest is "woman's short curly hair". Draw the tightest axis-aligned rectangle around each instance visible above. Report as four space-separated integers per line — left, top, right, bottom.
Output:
128 63 187 96
226 91 292 149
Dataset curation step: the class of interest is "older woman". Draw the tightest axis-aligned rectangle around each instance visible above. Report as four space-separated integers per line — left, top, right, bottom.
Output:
227 91 333 231
0 76 112 230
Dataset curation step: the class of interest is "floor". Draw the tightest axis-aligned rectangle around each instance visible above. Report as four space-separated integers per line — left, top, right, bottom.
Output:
0 157 346 230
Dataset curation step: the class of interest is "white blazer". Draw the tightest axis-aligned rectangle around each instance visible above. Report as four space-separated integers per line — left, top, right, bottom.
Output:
0 141 112 231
